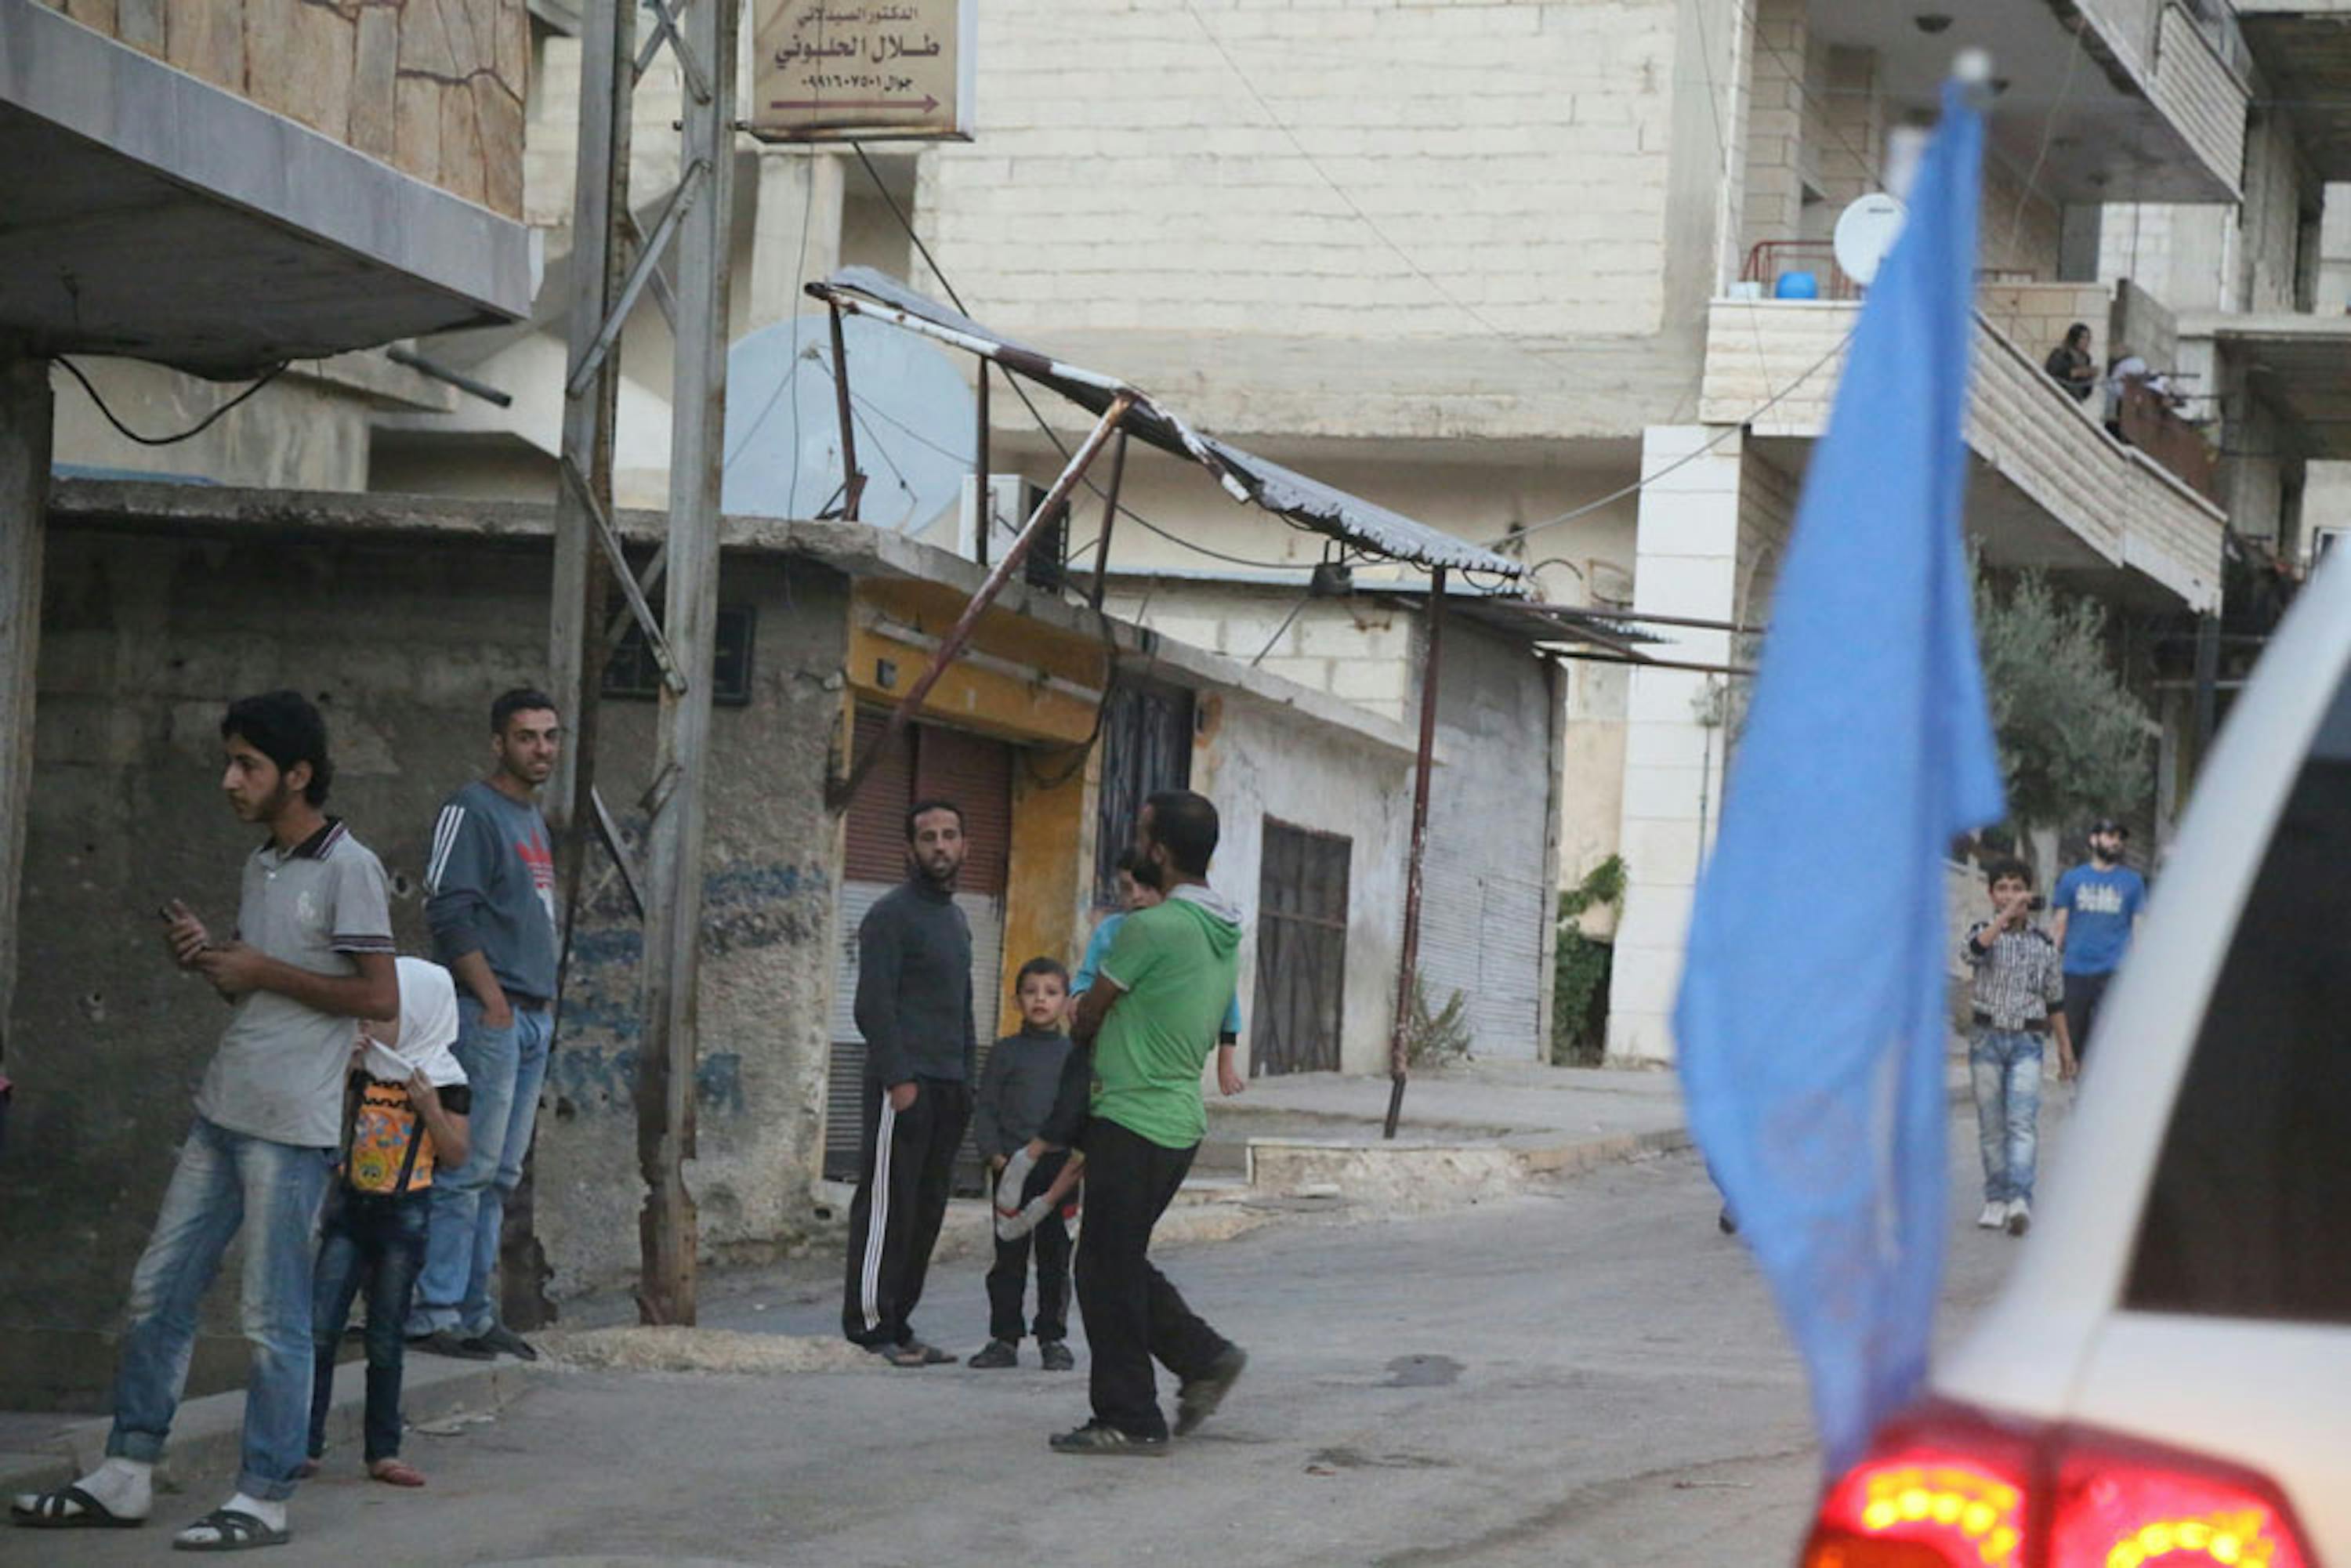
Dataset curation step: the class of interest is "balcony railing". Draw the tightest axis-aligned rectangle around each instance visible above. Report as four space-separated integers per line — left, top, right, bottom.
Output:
1701 298 2226 611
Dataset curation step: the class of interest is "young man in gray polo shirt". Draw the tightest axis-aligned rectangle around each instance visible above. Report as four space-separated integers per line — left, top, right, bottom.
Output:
407 687 563 1361
12 690 396 1552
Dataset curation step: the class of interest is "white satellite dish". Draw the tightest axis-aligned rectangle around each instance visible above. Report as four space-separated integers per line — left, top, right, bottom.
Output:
722 310 975 534
1832 193 1907 288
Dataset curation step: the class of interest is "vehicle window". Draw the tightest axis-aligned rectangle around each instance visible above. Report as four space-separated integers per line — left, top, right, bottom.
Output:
2125 675 2351 1323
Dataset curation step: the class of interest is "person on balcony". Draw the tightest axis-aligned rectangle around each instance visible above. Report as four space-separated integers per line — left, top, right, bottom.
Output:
2043 322 2098 403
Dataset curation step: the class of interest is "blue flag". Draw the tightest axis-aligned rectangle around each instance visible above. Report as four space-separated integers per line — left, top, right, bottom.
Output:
1673 81 2004 1475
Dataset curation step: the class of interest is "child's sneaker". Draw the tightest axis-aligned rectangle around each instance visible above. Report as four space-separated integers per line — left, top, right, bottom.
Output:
1976 1201 2007 1229
1038 1339 1074 1372
2005 1198 2031 1237
966 1339 1019 1369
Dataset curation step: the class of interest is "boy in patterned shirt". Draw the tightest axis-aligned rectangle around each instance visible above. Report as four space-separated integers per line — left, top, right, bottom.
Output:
302 958 471 1488
1962 858 2074 1238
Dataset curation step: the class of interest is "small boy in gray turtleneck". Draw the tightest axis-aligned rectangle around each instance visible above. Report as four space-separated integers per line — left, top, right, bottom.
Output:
967 958 1080 1371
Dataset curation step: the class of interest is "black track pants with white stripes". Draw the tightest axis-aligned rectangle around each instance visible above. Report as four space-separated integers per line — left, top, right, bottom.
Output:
842 1074 971 1349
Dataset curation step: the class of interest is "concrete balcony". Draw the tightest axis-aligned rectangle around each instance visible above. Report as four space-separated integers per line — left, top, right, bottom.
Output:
2179 310 2351 461
0 0 532 376
1803 0 2245 201
2233 2 2351 177
1701 298 2225 611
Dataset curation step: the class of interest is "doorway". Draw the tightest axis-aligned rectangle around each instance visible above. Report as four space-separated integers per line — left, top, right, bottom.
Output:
1251 819 1351 1077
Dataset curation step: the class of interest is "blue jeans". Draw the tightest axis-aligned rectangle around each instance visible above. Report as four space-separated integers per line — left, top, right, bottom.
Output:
307 1186 430 1463
1969 1029 2044 1204
107 1117 333 1502
408 998 551 1337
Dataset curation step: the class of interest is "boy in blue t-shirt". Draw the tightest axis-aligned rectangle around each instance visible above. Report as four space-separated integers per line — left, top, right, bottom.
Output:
2050 817 2147 1067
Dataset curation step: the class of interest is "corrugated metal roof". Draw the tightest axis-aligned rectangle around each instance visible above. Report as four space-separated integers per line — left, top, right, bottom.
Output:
808 267 1527 580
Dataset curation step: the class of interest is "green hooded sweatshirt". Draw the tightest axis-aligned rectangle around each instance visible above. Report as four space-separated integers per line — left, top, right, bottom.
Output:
1091 884 1245 1149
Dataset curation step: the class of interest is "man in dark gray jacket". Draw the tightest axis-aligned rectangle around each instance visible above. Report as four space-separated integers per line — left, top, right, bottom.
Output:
841 798 977 1363
408 689 562 1362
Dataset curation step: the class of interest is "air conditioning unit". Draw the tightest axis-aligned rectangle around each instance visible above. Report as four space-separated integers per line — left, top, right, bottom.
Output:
958 473 1067 590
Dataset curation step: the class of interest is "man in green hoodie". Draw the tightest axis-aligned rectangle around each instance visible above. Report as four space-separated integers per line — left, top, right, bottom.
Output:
1054 790 1249 1457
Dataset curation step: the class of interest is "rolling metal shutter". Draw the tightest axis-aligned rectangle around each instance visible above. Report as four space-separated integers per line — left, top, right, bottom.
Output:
1417 628 1552 1060
825 710 1012 1181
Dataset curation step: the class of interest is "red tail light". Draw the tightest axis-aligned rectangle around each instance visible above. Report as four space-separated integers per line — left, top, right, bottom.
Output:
1802 1403 2312 1568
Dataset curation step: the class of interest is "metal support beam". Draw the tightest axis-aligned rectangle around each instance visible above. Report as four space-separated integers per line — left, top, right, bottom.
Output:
560 456 684 691
538 0 639 1334
0 350 53 1083
1089 429 1128 611
828 302 865 522
1384 567 1447 1141
830 393 1137 809
2193 613 2221 755
566 159 707 400
634 0 712 101
590 786 647 921
632 0 737 1326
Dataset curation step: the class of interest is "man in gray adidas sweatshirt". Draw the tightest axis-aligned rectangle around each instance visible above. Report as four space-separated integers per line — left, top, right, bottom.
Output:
407 689 563 1361
841 797 977 1363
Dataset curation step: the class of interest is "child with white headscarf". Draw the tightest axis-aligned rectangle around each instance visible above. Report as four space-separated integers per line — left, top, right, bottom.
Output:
302 957 472 1488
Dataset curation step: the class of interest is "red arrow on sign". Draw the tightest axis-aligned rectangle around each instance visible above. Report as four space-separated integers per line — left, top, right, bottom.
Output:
770 95 940 113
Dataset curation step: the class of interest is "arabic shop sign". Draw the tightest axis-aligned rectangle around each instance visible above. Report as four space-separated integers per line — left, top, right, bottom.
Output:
750 0 974 143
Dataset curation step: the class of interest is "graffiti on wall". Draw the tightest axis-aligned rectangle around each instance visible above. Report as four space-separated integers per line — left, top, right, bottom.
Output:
547 1047 747 1117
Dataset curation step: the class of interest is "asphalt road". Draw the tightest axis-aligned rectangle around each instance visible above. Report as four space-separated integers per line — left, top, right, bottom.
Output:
4 1108 2044 1568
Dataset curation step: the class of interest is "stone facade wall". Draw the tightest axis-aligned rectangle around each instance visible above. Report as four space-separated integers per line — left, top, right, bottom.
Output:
41 0 527 219
1 521 844 1405
1738 0 1806 267
1978 282 2113 370
2238 108 2307 313
1980 155 2066 281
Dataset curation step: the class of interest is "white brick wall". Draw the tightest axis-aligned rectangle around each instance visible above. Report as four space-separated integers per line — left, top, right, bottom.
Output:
919 0 1687 345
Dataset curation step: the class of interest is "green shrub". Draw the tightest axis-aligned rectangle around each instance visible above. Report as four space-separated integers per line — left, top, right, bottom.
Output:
1400 975 1473 1069
1552 855 1627 1066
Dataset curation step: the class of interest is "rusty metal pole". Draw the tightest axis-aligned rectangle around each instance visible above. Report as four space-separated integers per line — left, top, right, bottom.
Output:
828 302 864 521
1089 428 1128 611
1383 566 1448 1140
973 362 991 566
831 392 1135 806
631 0 737 1325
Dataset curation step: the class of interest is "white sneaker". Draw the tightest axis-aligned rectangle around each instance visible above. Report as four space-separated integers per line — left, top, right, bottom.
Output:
2005 1199 2031 1237
1977 1201 2007 1229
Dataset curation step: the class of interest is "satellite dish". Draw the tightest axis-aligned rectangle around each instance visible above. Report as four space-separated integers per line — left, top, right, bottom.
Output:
723 310 974 533
1833 193 1907 288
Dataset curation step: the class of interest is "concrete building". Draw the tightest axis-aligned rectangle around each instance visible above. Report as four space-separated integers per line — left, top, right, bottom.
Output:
371 0 2263 1067
3 475 1497 1402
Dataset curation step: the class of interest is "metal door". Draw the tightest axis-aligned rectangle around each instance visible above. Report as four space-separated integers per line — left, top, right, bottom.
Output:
1251 819 1350 1077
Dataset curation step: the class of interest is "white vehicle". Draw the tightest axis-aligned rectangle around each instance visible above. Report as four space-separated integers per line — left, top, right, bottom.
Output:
1801 554 2351 1566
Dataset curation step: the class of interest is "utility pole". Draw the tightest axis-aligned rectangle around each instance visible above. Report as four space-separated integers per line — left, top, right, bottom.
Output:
550 0 735 1325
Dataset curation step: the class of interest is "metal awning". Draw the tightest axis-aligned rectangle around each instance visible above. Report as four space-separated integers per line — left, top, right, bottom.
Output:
806 267 1524 580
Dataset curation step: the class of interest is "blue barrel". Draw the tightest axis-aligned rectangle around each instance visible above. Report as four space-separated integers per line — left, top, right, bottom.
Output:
1774 270 1822 300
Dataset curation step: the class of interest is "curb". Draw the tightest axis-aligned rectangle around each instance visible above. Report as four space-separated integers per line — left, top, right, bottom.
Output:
0 1354 531 1503
1241 1121 1693 1207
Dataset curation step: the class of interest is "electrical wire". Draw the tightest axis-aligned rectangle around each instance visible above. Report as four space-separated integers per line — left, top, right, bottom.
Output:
1177 0 1586 373
1477 331 1853 549
56 358 288 447
2002 20 2086 266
